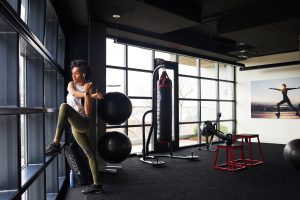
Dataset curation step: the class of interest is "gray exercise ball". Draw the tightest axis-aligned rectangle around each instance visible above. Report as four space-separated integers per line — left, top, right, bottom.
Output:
283 139 300 169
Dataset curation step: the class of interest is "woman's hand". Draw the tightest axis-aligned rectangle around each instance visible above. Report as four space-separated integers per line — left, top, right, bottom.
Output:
91 92 104 99
84 82 93 92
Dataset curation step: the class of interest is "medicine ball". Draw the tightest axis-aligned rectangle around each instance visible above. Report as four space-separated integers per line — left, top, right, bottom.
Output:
97 131 132 164
283 139 300 169
98 92 132 125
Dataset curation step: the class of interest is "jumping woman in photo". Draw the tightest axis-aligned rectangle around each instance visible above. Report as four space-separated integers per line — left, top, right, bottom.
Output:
269 84 300 118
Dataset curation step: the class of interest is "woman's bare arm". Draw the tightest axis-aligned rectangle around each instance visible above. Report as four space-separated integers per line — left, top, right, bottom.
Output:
67 81 85 98
287 87 300 90
83 83 93 116
269 88 280 91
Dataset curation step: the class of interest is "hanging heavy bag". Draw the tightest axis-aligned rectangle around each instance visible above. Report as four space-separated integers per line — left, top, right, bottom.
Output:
157 70 172 143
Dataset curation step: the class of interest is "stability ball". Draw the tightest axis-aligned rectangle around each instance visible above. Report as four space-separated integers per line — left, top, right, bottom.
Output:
98 92 132 124
283 139 300 169
97 131 132 164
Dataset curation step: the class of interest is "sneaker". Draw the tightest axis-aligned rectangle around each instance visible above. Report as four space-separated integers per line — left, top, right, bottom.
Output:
82 184 104 194
45 142 61 155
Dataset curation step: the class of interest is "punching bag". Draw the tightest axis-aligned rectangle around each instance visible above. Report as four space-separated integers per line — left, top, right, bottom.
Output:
157 70 172 143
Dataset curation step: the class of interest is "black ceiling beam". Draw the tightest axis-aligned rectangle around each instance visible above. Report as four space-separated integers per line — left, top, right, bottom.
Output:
240 61 300 71
138 0 201 23
101 20 240 60
161 30 239 57
217 1 300 34
111 36 245 67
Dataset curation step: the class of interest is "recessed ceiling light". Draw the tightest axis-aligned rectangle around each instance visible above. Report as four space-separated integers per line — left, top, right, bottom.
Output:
113 14 121 19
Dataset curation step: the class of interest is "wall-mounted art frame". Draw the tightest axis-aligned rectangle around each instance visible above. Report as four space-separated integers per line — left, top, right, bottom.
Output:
251 77 300 119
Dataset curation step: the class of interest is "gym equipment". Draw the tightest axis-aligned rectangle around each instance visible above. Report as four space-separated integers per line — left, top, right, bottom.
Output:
97 131 132 164
65 142 92 186
233 134 264 166
140 58 199 166
157 70 172 143
283 139 300 169
97 92 132 125
96 90 133 173
199 112 233 151
213 144 246 172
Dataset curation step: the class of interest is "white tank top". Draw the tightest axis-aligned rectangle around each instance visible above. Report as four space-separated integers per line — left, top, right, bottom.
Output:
66 83 87 117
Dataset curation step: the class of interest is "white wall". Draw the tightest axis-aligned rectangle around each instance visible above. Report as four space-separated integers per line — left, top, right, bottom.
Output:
236 51 300 144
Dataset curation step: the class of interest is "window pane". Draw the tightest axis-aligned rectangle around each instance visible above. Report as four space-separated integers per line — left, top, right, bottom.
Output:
44 64 57 108
220 102 234 120
128 71 152 97
44 19 57 60
179 100 198 122
201 79 217 99
128 99 152 125
179 123 199 147
19 55 26 107
0 27 18 106
179 77 199 99
57 74 64 106
106 128 125 133
20 0 28 23
7 0 18 11
220 121 234 134
106 68 125 93
200 59 217 78
178 55 198 76
45 113 57 150
0 115 19 189
128 126 152 154
27 0 45 42
219 82 234 100
20 114 27 167
106 38 125 67
201 101 217 121
26 58 44 107
219 63 234 81
128 46 152 70
155 51 176 62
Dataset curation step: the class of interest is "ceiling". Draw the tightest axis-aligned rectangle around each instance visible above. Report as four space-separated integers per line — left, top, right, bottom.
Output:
57 0 300 63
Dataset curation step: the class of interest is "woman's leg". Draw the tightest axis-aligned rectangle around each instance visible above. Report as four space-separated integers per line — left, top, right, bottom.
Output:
71 127 100 185
48 103 101 190
286 99 299 115
276 99 286 115
53 103 89 143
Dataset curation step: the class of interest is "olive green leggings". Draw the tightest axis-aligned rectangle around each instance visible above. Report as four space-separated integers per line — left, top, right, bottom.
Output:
54 103 100 184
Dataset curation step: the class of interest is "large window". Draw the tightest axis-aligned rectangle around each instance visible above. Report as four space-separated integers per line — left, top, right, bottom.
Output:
0 1 66 199
106 39 153 153
106 38 236 152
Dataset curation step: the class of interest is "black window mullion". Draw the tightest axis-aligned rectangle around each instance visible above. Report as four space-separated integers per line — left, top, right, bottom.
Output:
125 44 128 136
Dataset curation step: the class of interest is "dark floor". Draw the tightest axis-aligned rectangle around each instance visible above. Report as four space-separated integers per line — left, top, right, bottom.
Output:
64 143 300 200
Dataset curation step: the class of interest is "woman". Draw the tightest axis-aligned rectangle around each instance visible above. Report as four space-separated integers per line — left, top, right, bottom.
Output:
45 59 104 194
269 83 300 118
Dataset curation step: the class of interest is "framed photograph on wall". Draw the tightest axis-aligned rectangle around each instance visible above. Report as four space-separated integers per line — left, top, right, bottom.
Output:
251 77 300 119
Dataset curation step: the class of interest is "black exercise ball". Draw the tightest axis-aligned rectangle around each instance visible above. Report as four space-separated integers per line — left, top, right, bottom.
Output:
97 131 132 164
283 139 300 169
98 92 132 125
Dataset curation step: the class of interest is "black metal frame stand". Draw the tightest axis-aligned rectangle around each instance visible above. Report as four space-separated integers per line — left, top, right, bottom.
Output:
96 88 122 173
140 59 199 166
